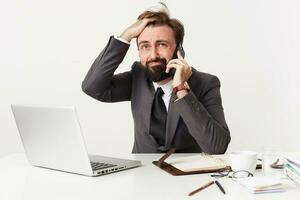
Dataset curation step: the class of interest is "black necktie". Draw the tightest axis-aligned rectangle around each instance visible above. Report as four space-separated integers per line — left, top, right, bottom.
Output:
149 87 167 146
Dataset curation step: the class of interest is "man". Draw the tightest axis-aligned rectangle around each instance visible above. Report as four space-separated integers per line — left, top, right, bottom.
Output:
82 9 230 153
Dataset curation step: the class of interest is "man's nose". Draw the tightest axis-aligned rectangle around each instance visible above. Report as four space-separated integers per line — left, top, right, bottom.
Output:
149 47 159 60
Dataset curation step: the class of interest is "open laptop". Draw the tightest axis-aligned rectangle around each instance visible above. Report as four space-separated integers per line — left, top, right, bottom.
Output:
11 104 141 177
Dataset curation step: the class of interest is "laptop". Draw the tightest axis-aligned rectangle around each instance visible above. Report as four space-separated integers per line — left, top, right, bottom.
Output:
11 104 141 177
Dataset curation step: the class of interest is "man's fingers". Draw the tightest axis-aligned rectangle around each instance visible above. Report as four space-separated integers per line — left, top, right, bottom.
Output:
146 17 156 23
141 18 156 27
166 63 177 73
168 59 186 67
177 51 184 59
166 62 182 73
177 53 188 65
133 18 156 38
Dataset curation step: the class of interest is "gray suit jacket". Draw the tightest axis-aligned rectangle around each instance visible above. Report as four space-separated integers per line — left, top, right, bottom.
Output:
82 36 231 153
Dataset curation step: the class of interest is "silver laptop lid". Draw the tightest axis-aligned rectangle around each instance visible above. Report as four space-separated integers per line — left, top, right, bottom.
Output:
11 104 93 175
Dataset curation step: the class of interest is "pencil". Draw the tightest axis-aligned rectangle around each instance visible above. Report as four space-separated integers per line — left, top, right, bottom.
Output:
188 181 214 196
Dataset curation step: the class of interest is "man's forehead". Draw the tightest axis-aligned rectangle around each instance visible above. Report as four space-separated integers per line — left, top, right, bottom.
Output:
137 25 176 44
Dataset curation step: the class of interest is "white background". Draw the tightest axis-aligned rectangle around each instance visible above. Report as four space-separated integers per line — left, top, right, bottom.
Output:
1 0 299 158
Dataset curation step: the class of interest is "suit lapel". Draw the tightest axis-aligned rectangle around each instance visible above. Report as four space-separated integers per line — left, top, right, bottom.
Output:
165 68 197 148
138 73 181 148
141 79 155 134
165 93 180 147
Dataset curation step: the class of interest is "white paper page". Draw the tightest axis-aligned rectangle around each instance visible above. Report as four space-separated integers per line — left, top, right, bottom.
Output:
237 176 284 193
165 154 229 172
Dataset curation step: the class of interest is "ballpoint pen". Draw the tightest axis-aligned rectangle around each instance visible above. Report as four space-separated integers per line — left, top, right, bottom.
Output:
215 180 226 194
188 181 214 196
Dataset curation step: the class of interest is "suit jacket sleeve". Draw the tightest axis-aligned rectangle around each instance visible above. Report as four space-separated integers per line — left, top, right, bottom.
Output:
81 36 132 102
174 75 231 154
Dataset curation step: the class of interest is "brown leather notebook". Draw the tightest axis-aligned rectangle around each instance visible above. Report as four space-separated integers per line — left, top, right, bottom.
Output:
152 148 230 176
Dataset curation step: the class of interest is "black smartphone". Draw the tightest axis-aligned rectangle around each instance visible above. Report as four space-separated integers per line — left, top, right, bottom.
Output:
170 43 185 77
173 43 185 59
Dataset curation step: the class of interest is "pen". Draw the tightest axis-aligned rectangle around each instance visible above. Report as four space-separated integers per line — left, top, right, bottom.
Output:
215 180 226 194
188 181 214 196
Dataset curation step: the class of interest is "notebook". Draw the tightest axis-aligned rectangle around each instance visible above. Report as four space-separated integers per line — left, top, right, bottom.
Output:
237 176 285 194
152 149 230 175
286 156 300 167
165 154 229 172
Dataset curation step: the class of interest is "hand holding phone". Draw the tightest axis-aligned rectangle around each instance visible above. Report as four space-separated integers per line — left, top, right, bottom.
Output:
166 43 192 90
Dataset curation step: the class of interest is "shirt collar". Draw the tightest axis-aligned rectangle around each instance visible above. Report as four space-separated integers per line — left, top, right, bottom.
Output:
153 80 173 97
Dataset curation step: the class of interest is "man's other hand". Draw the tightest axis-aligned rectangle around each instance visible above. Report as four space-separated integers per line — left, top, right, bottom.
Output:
166 51 192 88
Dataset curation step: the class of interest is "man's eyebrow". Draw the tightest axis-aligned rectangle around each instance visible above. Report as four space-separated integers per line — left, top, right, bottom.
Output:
137 41 149 46
156 40 169 43
138 40 170 46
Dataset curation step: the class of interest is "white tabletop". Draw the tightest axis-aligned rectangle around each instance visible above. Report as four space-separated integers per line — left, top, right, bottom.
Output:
0 153 299 200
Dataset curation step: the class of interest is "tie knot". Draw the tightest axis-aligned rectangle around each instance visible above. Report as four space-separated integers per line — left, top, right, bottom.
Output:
156 87 164 97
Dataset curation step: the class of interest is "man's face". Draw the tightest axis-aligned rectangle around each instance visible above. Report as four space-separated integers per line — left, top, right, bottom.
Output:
137 25 177 82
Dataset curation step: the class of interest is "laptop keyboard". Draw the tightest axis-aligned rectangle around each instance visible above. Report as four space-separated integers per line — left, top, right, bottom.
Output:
90 161 117 171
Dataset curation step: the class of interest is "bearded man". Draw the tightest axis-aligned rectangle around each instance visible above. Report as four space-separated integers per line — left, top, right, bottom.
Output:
82 8 230 153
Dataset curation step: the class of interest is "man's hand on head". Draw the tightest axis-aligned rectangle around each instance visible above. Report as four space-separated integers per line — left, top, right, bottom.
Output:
120 18 156 43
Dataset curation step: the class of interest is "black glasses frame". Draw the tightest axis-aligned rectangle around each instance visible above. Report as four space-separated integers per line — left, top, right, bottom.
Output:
211 169 253 179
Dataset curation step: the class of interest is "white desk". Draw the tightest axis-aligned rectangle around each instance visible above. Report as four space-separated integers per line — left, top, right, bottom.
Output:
0 153 299 200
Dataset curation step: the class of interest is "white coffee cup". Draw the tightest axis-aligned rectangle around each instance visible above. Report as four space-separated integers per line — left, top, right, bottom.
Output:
229 151 258 175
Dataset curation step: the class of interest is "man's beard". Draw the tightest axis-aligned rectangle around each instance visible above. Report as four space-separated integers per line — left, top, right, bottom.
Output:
140 57 171 82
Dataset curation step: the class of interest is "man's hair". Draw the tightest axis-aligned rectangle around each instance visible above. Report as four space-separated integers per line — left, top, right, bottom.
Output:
137 11 184 45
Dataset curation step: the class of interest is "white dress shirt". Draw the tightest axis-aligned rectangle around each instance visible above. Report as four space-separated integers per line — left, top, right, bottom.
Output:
153 80 173 111
115 36 130 44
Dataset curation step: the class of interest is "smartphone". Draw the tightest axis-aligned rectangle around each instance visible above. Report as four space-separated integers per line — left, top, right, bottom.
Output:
172 43 185 59
170 43 185 77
